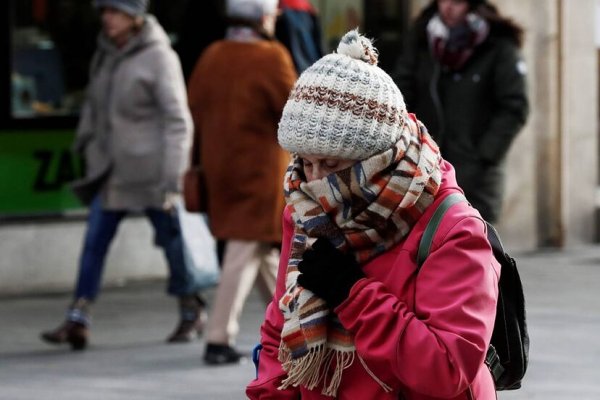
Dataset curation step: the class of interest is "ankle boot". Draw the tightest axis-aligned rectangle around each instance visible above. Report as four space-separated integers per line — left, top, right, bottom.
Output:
166 294 207 343
40 298 91 351
203 343 246 365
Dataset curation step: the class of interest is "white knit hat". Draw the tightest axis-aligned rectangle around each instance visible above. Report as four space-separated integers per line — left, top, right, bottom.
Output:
226 0 279 20
278 30 409 160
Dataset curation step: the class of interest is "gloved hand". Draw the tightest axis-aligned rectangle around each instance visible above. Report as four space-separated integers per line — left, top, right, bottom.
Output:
297 238 365 309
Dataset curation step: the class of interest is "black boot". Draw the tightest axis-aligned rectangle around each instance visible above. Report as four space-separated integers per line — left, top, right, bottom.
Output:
166 294 207 343
203 343 245 365
40 298 91 351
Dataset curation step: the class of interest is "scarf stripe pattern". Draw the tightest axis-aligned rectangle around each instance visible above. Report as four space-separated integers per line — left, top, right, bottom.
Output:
278 115 442 396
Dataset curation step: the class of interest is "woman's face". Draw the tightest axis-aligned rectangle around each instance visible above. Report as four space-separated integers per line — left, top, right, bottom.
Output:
100 6 137 45
436 0 470 28
299 155 356 182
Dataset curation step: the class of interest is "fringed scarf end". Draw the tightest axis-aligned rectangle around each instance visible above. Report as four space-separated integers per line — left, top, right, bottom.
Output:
278 344 328 391
278 344 358 397
321 349 355 396
358 354 394 393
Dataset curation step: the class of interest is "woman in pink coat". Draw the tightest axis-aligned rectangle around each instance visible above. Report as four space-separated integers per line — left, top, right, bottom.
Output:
246 30 500 400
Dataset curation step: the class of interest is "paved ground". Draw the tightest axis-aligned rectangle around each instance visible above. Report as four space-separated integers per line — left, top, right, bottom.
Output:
1 246 600 399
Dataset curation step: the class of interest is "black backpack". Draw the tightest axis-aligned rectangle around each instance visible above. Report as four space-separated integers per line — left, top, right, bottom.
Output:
417 193 529 391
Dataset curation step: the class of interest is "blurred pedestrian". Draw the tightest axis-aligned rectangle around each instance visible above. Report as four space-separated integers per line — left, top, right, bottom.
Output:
394 0 529 223
246 30 499 399
275 0 323 74
41 0 207 350
187 0 297 365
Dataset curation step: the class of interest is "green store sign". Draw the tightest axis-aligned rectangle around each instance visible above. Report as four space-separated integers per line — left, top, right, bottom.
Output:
0 130 85 216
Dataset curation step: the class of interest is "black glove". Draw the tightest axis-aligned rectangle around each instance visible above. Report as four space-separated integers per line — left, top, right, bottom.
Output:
297 238 365 309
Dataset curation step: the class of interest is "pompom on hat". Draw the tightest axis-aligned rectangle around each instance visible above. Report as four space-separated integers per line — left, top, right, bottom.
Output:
94 0 148 16
278 29 409 161
226 0 279 21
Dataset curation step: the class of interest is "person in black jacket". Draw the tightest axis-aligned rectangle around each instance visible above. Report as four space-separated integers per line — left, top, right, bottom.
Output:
394 0 528 223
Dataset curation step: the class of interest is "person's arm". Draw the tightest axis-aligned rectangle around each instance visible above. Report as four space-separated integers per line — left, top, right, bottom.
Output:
153 47 193 194
246 303 300 399
265 45 298 119
73 48 104 154
335 216 498 397
246 209 301 399
477 41 529 164
72 99 95 154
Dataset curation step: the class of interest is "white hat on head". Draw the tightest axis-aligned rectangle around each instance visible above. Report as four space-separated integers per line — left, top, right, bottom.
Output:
278 30 409 161
226 0 279 20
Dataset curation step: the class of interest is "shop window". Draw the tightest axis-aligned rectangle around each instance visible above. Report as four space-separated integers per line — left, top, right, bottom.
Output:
7 0 221 121
312 0 364 52
310 0 409 73
10 0 99 119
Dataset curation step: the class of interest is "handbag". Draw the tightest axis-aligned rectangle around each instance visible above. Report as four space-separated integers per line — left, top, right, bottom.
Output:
176 200 220 289
182 126 208 212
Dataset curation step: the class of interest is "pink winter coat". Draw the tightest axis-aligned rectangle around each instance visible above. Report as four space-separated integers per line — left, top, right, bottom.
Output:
246 161 500 400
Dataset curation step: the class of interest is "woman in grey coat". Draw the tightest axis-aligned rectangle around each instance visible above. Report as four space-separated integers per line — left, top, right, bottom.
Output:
41 0 206 350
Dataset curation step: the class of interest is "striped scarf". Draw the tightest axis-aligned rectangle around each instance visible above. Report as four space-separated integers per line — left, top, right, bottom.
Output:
278 115 442 395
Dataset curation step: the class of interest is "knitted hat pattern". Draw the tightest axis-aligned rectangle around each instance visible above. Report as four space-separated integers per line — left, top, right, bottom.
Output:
278 30 409 160
226 0 279 20
95 0 148 16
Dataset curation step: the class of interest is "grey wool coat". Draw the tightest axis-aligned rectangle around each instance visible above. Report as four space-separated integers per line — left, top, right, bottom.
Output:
72 15 192 210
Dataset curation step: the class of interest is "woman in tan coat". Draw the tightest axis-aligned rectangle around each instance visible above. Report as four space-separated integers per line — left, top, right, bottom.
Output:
187 0 297 364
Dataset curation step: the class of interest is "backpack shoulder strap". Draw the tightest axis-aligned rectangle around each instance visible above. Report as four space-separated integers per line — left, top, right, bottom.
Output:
417 192 466 271
484 221 509 262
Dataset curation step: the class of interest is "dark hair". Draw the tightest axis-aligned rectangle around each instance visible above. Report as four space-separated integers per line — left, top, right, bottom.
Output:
467 0 486 7
476 2 524 47
413 0 524 48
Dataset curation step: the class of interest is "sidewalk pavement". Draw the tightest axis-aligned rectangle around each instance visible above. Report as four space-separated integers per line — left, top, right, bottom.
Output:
1 247 599 400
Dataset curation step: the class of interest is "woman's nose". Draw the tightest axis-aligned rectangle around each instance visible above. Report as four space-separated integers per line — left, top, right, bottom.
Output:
311 165 327 180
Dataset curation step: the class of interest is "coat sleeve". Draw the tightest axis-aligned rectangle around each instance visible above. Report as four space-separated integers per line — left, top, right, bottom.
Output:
246 208 301 400
73 99 95 154
336 216 499 398
152 46 193 192
73 49 103 154
265 45 297 121
477 41 529 164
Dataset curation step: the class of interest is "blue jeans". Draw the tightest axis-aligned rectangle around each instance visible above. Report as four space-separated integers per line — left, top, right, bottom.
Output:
74 196 204 300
